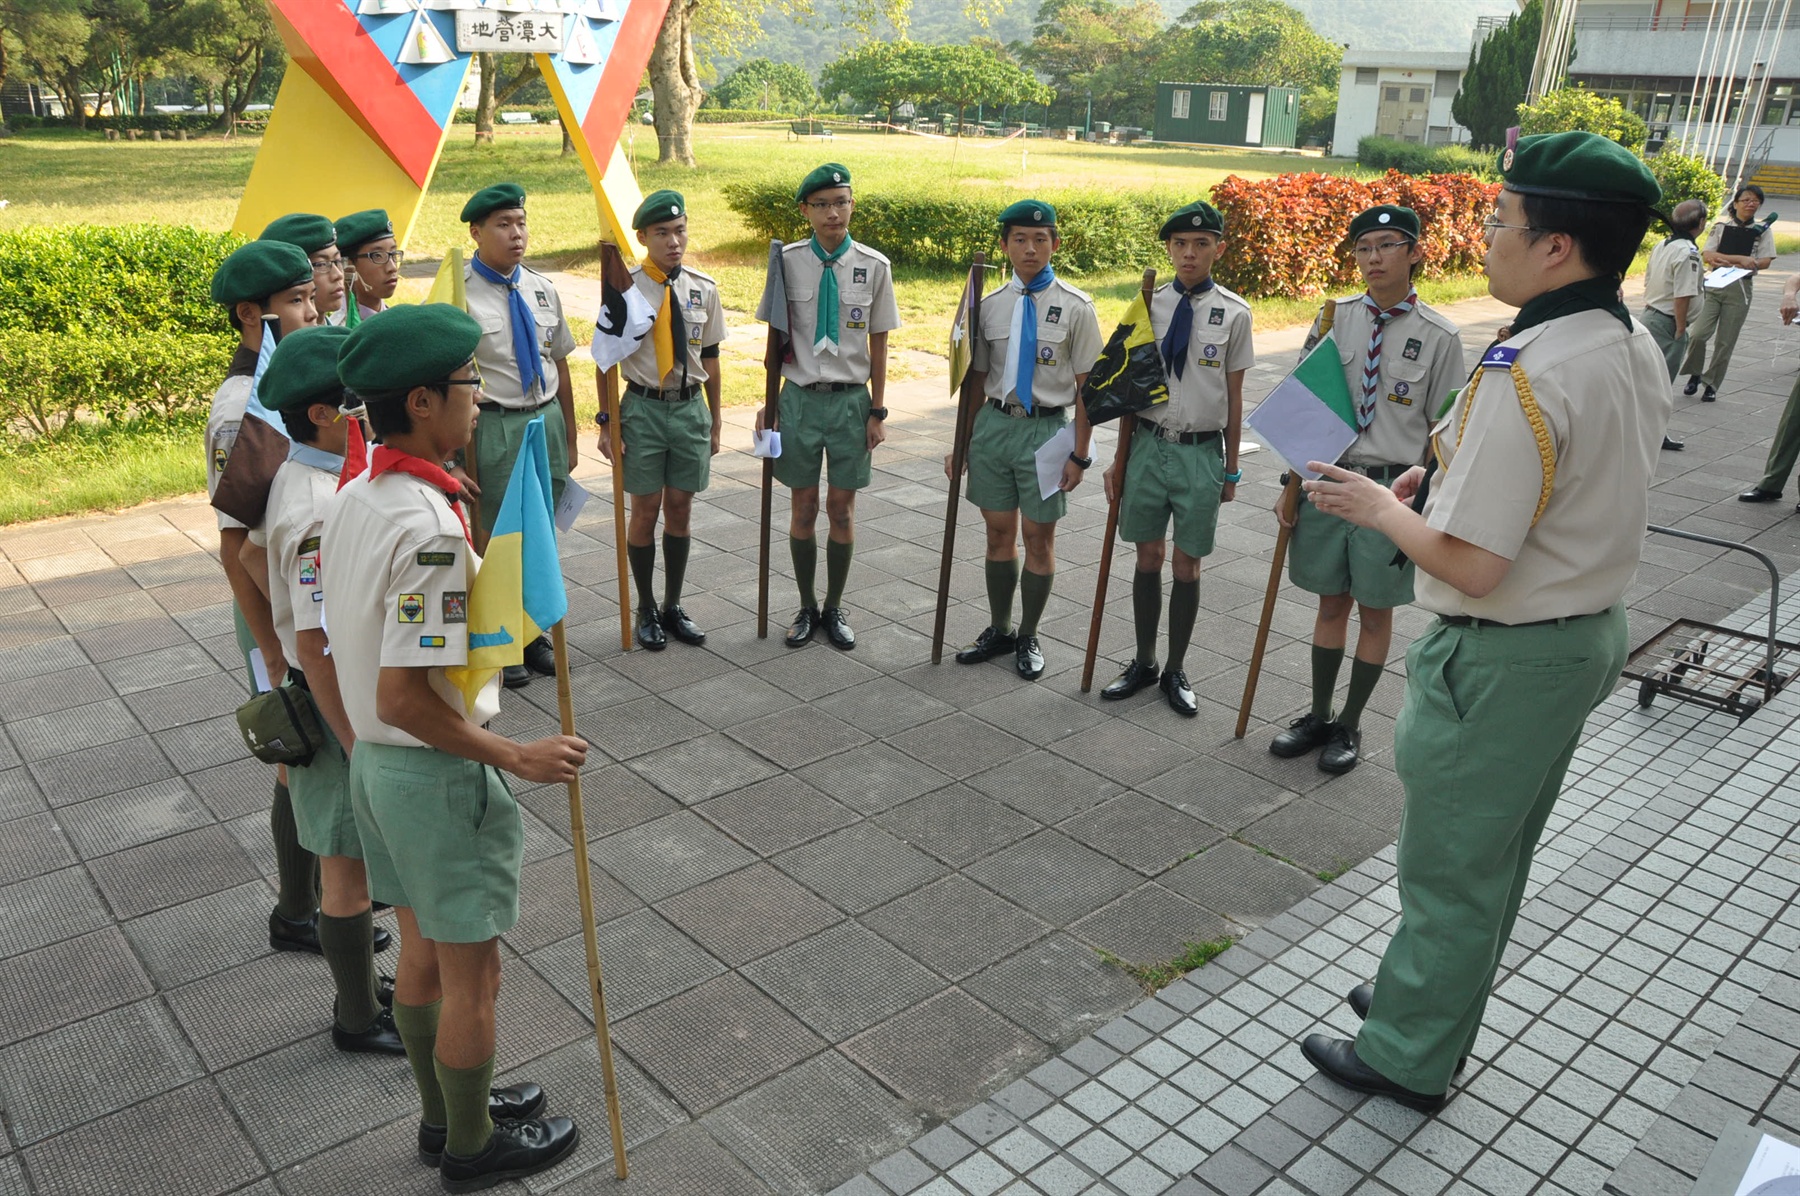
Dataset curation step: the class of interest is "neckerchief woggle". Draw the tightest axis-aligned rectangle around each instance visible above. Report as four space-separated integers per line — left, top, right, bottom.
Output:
468 255 548 400
811 234 851 356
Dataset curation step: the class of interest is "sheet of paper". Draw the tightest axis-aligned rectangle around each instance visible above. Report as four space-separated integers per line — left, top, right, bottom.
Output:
553 478 589 532
751 429 782 459
247 648 273 694
1706 265 1753 289
1734 1133 1800 1196
1244 390 1358 481
1034 423 1077 501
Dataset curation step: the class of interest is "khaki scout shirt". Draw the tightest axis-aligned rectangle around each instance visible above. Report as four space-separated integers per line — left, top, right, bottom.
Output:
322 469 500 747
971 275 1104 410
618 266 727 391
1308 297 1467 467
756 238 901 387
1416 309 1669 624
1145 280 1253 433
464 260 577 408
1642 237 1703 317
254 457 337 665
205 345 260 532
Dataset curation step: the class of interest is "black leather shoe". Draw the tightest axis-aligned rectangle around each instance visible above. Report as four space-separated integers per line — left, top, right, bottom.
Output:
1015 635 1045 680
1101 659 1159 700
502 664 531 689
271 910 391 955
438 1116 580 1192
1269 713 1337 759
785 605 820 648
1161 668 1197 717
1346 985 1467 1074
1661 435 1684 451
635 605 666 651
332 1005 406 1055
378 975 394 1008
1683 375 1700 396
820 607 855 650
661 604 704 646
522 634 557 677
1302 1034 1445 1112
417 1084 550 1165
955 625 1016 664
1741 488 1782 503
1319 723 1361 774
1701 386 1717 402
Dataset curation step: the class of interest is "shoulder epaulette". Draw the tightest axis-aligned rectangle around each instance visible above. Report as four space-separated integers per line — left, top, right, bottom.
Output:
1480 345 1520 369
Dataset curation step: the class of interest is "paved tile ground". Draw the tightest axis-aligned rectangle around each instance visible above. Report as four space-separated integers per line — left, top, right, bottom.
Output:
2 267 1800 1195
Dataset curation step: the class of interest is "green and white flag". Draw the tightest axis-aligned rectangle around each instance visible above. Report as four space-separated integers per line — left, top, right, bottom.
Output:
1245 330 1359 480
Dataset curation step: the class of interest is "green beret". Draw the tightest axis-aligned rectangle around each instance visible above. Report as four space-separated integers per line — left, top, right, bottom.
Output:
1348 204 1420 242
461 182 526 223
633 189 686 230
796 163 851 202
259 213 337 255
1159 201 1225 240
336 209 395 255
262 326 351 413
210 241 315 307
338 304 483 396
1500 131 1662 207
998 199 1057 229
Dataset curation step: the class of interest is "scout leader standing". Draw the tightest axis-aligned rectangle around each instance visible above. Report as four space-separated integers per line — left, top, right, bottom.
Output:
1270 205 1465 775
950 200 1103 680
340 208 401 322
261 213 347 325
755 163 900 650
326 304 586 1189
598 189 726 650
1099 200 1250 717
1679 182 1776 403
1296 133 1671 1112
254 325 403 1057
1639 198 1706 452
462 182 578 687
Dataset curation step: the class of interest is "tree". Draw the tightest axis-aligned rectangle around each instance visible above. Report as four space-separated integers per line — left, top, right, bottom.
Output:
921 42 1049 131
1296 81 1334 145
471 52 541 143
1452 0 1541 150
1517 86 1646 152
0 0 82 103
1163 0 1340 90
707 56 817 111
151 0 282 133
1020 0 1161 128
818 40 934 125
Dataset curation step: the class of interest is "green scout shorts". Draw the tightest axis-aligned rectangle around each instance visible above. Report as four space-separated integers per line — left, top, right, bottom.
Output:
965 402 1070 524
773 381 872 491
287 718 360 859
620 392 712 496
1289 496 1415 609
350 741 522 943
471 401 569 537
1117 425 1224 558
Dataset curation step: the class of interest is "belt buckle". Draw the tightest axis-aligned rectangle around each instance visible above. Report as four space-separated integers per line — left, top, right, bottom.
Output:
1007 403 1028 419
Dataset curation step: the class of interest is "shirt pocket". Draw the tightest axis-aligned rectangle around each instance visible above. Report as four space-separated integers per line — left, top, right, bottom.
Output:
1384 358 1427 408
1190 326 1230 372
533 310 559 349
840 289 874 330
476 314 507 338
1033 324 1069 369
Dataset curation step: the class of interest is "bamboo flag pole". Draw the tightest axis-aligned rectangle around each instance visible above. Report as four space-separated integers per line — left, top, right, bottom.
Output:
549 619 629 1178
1080 267 1157 693
757 326 782 639
599 243 632 652
931 252 986 665
1235 298 1337 738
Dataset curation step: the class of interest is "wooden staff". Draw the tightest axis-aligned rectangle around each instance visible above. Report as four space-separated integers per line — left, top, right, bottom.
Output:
1235 297 1337 738
1080 268 1158 693
550 619 630 1178
757 325 782 639
931 252 986 665
599 243 633 652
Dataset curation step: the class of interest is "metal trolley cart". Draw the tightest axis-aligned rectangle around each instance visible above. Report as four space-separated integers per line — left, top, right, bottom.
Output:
1623 525 1800 721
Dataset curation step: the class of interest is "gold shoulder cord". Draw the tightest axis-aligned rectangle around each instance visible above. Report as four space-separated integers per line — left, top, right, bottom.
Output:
1444 361 1557 525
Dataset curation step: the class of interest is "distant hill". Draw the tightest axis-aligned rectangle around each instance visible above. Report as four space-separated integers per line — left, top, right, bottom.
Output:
1281 0 1518 53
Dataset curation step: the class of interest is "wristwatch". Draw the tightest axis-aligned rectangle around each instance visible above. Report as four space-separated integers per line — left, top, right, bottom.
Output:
868 406 889 421
1069 451 1093 470
596 411 610 427
1223 468 1243 484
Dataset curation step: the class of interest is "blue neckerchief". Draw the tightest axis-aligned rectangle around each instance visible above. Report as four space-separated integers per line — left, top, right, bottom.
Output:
1160 276 1216 381
244 318 290 440
1015 266 1056 411
287 441 346 474
469 254 548 400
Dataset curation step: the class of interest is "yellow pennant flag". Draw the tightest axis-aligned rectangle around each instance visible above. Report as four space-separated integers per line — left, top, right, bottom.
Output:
425 245 467 310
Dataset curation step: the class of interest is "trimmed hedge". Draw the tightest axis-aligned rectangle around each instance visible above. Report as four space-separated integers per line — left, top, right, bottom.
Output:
0 329 232 447
0 224 243 337
695 108 805 124
1356 136 1497 180
6 112 257 133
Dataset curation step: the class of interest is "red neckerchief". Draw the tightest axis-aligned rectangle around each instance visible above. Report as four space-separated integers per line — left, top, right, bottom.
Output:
368 445 471 544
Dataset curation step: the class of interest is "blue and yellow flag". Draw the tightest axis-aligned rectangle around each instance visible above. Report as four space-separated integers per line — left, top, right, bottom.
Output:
446 416 566 710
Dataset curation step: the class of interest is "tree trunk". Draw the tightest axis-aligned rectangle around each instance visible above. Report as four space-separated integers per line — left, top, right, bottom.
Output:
62 72 87 128
560 112 575 156
475 52 497 144
648 0 700 166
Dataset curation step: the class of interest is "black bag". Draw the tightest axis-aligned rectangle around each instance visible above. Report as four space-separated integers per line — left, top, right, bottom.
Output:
235 681 326 766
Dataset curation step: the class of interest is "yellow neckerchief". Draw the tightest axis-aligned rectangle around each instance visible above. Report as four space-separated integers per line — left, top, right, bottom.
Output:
640 260 677 381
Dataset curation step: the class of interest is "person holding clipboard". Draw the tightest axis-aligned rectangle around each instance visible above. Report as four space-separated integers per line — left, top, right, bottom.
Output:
1680 183 1776 403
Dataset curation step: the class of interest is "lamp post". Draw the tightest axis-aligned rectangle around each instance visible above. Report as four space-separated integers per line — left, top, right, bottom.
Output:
1085 90 1093 137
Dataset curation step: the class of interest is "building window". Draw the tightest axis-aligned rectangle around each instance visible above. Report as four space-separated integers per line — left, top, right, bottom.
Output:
1171 89 1190 119
1409 87 1426 103
1356 67 1377 85
1384 86 1400 102
1763 84 1792 125
1435 70 1460 93
1209 91 1228 121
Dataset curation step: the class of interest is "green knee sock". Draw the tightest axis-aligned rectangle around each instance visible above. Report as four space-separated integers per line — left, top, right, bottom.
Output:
1131 569 1161 665
824 538 854 609
435 1054 497 1159
1311 644 1345 722
790 535 818 608
1166 578 1200 673
986 558 1019 632
661 533 690 607
627 541 656 612
270 781 317 920
317 909 380 1033
392 1000 446 1128
1339 658 1385 730
1018 569 1053 637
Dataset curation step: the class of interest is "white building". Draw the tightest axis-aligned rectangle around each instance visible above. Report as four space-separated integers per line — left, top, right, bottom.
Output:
1332 50 1472 154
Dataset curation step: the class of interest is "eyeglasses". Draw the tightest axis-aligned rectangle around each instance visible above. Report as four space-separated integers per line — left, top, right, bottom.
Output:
311 256 345 276
1481 216 1541 235
1352 240 1413 259
426 373 484 394
805 199 853 212
354 249 405 267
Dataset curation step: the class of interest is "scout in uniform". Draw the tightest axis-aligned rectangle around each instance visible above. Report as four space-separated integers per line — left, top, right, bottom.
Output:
339 208 401 322
1741 268 1800 508
254 325 403 1056
261 213 347 326
1640 198 1706 452
462 182 578 686
597 189 726 650
950 200 1103 680
1270 205 1466 775
754 163 901 650
1296 133 1671 1110
1100 200 1250 716
326 305 585 1187
1680 183 1776 402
